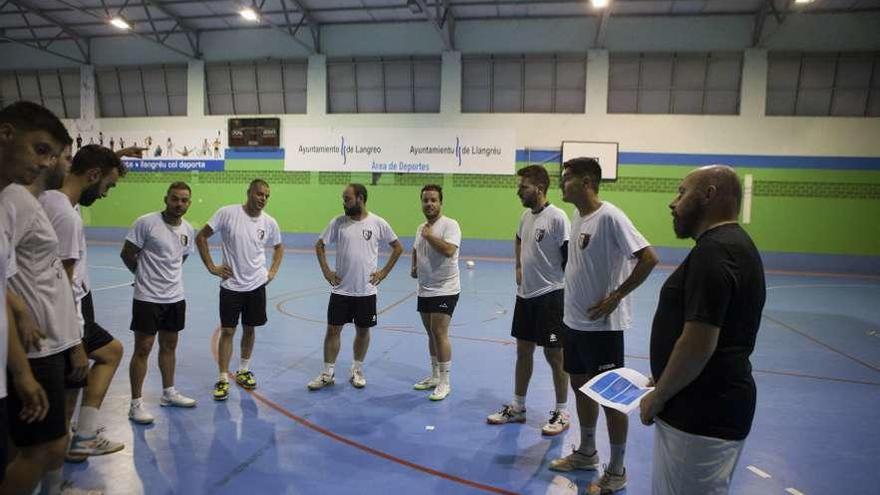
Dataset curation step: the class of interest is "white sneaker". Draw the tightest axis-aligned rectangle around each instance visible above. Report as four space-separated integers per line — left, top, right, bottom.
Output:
160 390 197 408
349 368 366 388
413 376 439 390
61 481 103 495
68 432 125 457
541 410 571 436
428 382 450 401
307 372 335 391
486 404 526 424
129 402 155 425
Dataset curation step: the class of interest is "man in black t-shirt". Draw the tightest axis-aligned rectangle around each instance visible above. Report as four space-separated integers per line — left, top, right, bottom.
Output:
640 165 766 495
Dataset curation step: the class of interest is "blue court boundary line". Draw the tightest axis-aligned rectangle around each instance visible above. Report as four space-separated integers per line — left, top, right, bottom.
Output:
515 149 880 170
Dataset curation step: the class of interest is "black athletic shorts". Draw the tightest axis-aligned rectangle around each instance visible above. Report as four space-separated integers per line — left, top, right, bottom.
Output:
328 293 377 328
220 285 267 328
0 398 7 481
64 346 88 389
511 289 565 348
416 294 460 316
8 352 68 447
562 326 624 376
131 299 187 334
80 291 115 354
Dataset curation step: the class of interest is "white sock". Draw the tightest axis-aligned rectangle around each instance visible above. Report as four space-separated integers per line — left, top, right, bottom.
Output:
437 361 451 385
218 372 229 383
163 386 176 397
40 468 62 495
352 360 364 372
323 362 335 376
512 395 526 411
579 426 597 455
131 397 143 407
430 356 439 379
77 406 99 438
238 358 250 372
555 402 567 412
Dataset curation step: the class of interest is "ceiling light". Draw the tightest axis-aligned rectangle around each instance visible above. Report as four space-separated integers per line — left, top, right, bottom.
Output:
109 17 131 30
794 0 815 3
591 0 610 8
239 7 259 21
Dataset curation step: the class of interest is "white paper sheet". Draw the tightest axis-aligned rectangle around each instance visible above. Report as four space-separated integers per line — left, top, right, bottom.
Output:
579 367 654 415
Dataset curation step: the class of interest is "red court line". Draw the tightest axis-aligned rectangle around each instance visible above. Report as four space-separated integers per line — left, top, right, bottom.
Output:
210 327 520 495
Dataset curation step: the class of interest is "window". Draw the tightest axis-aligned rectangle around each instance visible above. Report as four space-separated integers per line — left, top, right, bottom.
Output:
96 65 187 117
608 52 742 115
767 52 879 117
327 57 441 113
462 55 586 113
206 60 307 115
0 69 81 118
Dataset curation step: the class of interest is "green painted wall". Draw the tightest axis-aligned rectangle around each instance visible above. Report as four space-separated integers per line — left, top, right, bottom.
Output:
82 164 880 256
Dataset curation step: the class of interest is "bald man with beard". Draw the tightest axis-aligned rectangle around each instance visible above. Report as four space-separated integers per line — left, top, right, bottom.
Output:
641 165 766 495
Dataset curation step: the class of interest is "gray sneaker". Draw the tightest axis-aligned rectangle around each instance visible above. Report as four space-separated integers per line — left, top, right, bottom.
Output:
307 372 335 391
486 404 526 424
588 466 626 494
548 448 599 472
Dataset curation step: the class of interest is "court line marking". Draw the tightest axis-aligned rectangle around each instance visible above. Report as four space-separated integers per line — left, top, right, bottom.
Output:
274 295 880 386
92 281 133 292
86 239 880 281
763 313 880 374
746 465 772 479
767 284 880 290
90 264 129 272
209 328 520 495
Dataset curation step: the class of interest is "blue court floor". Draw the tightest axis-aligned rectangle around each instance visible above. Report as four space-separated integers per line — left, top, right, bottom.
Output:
63 243 880 495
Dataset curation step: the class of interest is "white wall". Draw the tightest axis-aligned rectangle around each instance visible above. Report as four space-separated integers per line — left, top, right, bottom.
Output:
62 48 880 159
4 13 876 158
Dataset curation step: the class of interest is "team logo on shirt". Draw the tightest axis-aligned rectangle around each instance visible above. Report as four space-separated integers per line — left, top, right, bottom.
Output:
578 233 591 250
179 234 189 247
257 229 266 240
535 228 546 242
549 333 557 343
362 230 373 241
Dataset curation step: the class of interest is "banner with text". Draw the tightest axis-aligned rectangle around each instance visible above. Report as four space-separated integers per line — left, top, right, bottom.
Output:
283 128 516 174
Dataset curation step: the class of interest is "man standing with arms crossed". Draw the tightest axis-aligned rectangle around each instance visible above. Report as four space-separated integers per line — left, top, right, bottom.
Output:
122 181 198 423
487 165 571 435
196 179 284 401
410 185 460 401
308 183 403 390
551 157 658 494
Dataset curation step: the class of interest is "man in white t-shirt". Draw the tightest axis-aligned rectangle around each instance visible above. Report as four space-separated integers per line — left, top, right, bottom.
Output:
0 101 87 495
122 182 197 424
308 183 403 390
40 143 127 462
409 185 460 402
0 101 57 493
487 165 572 436
548 157 658 494
197 179 284 401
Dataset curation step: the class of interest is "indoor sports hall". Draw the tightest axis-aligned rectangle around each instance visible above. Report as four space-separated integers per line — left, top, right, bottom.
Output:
1 1 878 494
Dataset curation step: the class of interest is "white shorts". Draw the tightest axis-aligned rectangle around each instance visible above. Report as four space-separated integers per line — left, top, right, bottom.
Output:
652 418 745 495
